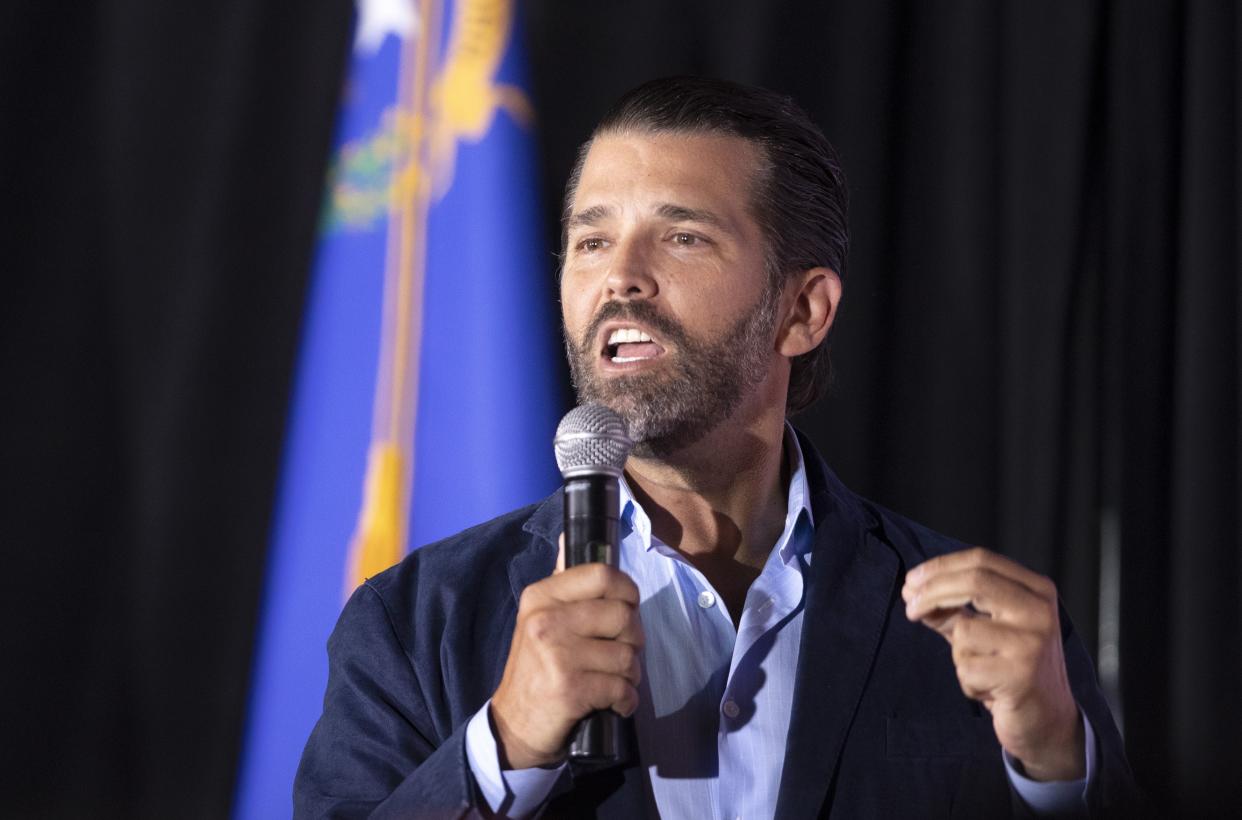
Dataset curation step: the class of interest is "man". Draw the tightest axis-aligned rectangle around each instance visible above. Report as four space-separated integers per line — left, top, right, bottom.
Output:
295 77 1142 818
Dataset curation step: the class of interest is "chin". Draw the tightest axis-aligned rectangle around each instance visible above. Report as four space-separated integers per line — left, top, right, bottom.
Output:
626 415 720 460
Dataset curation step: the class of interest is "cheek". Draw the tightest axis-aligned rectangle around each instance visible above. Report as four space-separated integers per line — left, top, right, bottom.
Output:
559 286 592 342
677 291 745 335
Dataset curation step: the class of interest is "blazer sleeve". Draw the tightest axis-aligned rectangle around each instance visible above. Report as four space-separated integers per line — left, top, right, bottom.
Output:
1059 604 1153 819
294 583 483 819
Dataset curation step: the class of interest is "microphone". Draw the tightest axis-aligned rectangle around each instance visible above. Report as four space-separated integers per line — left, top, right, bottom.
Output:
553 403 634 765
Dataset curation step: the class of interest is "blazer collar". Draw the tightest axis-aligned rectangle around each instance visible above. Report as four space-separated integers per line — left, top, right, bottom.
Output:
512 490 562 601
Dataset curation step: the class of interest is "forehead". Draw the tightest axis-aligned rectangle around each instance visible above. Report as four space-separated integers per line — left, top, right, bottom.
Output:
570 130 763 221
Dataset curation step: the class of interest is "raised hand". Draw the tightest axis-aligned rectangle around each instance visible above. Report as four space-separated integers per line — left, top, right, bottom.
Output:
902 547 1085 781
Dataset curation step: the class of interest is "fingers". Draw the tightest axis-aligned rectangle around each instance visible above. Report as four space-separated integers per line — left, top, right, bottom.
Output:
952 650 1010 705
945 613 1035 662
900 548 1083 779
519 625 642 690
534 596 645 647
906 547 1056 602
903 548 1058 632
578 671 641 717
945 620 1057 713
530 561 640 607
904 564 1053 628
574 637 643 687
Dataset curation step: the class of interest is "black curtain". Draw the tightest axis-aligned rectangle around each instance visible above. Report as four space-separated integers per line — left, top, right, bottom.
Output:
3 0 1236 816
3 1 351 815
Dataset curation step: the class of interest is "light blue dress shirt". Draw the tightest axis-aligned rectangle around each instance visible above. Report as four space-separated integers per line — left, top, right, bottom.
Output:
465 427 1093 817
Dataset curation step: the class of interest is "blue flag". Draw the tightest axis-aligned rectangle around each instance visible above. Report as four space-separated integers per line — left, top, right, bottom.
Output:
234 1 562 815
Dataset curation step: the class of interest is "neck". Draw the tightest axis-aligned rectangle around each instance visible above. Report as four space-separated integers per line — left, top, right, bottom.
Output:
624 399 790 572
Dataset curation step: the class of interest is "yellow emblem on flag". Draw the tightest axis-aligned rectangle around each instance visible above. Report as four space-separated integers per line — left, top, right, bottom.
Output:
344 0 531 595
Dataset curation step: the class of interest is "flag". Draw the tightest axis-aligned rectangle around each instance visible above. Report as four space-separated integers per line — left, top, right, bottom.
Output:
233 1 562 815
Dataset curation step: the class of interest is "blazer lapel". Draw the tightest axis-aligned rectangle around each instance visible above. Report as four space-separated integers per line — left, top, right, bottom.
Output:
775 445 900 820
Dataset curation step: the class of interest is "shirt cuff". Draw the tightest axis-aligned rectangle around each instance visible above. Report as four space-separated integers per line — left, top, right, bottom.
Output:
1002 710 1096 816
464 699 565 818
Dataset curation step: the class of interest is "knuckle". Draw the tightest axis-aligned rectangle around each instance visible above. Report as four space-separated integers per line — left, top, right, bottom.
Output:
623 686 640 716
543 661 572 698
629 614 646 646
583 675 610 711
606 597 630 624
603 566 638 599
950 617 970 643
587 563 612 585
948 618 968 646
1015 654 1038 681
610 677 633 707
524 609 558 642
1030 606 1055 635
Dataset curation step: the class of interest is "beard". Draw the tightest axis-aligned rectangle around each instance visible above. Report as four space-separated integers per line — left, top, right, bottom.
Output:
564 287 781 458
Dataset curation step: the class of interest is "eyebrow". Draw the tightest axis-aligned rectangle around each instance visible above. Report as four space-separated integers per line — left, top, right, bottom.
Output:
566 204 614 230
566 202 732 232
654 203 729 230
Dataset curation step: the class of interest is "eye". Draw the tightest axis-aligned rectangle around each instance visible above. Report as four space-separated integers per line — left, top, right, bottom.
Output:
672 232 702 246
576 236 608 253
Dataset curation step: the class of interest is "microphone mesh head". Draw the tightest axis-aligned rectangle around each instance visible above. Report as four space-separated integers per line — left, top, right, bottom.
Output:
554 404 633 478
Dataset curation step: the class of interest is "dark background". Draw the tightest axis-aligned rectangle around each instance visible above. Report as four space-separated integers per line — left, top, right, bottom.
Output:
3 0 1237 816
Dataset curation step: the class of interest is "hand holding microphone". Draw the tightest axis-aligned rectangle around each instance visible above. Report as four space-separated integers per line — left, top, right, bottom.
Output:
489 405 638 770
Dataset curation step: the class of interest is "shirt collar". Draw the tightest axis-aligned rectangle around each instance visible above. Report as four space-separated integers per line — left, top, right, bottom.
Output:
619 423 815 565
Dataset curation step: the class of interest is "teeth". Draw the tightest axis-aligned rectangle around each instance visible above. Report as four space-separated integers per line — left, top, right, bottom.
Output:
607 327 653 345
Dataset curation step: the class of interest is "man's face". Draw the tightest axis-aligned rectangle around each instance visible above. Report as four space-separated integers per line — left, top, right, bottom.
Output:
560 130 782 457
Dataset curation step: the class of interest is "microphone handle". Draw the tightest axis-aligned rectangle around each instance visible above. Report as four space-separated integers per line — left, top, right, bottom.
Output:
562 474 625 766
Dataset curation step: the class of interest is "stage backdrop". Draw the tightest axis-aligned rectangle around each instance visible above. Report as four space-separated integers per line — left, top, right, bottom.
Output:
3 1 1238 817
233 2 562 817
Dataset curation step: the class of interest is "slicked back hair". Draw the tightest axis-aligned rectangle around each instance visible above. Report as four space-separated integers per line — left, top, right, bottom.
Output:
561 76 849 416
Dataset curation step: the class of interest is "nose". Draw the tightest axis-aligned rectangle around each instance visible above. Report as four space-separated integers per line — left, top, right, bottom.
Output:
605 238 658 301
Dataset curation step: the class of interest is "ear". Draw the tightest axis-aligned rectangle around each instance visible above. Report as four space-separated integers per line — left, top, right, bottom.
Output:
776 267 841 358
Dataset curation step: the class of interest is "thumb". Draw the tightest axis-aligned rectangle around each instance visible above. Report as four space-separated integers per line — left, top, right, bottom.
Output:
555 532 566 574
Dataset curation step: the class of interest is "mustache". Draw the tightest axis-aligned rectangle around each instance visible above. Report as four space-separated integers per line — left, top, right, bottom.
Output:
578 300 690 353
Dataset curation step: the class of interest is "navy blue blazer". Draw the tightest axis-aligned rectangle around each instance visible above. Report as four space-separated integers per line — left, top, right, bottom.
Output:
295 434 1143 818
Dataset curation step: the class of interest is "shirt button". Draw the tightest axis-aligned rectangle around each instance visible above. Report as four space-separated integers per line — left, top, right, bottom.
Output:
697 590 716 609
722 699 740 719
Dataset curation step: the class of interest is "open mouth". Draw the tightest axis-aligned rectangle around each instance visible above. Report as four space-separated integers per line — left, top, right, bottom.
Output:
601 326 666 365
